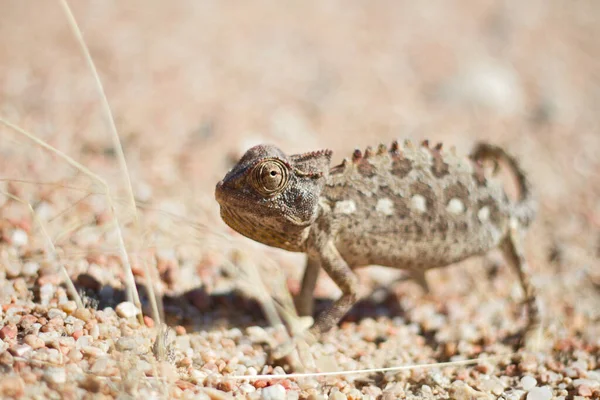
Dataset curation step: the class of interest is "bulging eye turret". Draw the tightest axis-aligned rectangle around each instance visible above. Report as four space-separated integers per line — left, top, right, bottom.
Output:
252 159 289 196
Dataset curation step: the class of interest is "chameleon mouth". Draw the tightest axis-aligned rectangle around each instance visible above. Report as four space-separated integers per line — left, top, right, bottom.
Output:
214 180 226 204
218 204 260 241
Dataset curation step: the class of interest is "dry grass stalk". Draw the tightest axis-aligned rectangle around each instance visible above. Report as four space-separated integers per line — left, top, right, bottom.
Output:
58 0 150 323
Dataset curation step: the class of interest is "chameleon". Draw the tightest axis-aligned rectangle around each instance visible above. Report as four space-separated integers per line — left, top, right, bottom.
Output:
215 140 540 347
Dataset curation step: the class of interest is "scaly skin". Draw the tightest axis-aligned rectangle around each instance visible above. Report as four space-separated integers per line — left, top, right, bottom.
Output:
215 140 540 349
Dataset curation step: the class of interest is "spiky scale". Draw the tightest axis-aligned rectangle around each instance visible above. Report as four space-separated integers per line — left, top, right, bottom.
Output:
215 140 540 354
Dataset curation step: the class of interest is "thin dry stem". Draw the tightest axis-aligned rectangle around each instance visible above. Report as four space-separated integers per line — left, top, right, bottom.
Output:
225 354 512 380
59 0 163 328
0 117 137 312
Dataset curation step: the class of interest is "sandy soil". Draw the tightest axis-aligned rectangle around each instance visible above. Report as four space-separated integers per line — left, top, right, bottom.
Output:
0 1 599 399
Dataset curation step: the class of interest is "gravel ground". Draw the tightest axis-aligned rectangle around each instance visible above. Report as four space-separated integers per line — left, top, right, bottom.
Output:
0 1 599 399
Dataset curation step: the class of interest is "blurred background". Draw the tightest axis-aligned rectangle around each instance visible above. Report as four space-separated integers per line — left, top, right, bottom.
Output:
0 1 599 332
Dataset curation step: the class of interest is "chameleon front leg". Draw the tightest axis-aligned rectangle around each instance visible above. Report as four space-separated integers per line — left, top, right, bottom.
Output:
296 255 320 317
307 240 360 337
411 269 431 294
271 241 358 361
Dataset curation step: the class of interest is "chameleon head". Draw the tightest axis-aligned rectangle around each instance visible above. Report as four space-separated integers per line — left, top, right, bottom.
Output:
215 144 332 250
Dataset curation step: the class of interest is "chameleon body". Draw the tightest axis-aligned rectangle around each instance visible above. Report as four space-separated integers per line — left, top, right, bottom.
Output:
215 140 539 344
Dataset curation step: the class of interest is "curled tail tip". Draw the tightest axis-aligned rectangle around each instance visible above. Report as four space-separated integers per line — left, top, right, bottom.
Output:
470 142 537 228
470 142 506 160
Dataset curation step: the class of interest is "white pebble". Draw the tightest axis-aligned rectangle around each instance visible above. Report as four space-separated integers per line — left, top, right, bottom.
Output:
573 378 600 389
521 375 537 390
76 335 91 348
22 262 40 276
505 389 526 400
526 386 552 400
261 384 286 400
246 326 269 343
115 302 140 318
116 336 140 352
47 308 67 320
39 283 55 306
90 357 110 374
38 331 61 344
11 229 28 247
90 324 100 340
330 391 347 400
44 367 67 384
10 344 32 357
240 383 256 393
80 345 106 357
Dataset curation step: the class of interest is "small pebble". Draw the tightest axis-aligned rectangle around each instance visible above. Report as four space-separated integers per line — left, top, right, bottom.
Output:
73 308 92 322
240 383 256 393
577 385 592 397
47 308 67 319
261 384 286 400
116 336 142 352
287 390 300 400
39 284 55 306
449 381 490 400
505 390 527 400
22 262 40 277
526 386 552 400
0 374 23 397
68 348 83 362
246 326 270 343
90 357 110 375
330 391 347 400
0 325 17 340
479 376 505 395
115 302 140 318
44 367 66 384
90 323 100 339
5 261 22 279
9 344 32 357
60 301 77 314
23 334 44 349
80 346 106 357
11 229 28 247
573 379 600 389
521 375 538 390
0 351 14 366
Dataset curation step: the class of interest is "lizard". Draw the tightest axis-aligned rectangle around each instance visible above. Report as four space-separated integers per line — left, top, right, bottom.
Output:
215 140 541 349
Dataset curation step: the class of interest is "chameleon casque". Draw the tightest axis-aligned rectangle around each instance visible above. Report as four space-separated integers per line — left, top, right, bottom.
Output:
215 140 540 346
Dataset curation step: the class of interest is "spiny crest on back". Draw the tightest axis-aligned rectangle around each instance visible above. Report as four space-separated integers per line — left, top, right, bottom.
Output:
330 139 452 177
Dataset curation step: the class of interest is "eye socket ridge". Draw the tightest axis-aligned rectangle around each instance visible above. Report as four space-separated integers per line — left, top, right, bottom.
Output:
251 158 290 196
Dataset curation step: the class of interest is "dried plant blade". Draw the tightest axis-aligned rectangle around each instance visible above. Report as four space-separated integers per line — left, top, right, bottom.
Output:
0 117 141 313
58 0 163 328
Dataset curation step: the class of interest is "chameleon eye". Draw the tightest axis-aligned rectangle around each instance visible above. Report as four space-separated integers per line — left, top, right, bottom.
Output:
252 159 289 196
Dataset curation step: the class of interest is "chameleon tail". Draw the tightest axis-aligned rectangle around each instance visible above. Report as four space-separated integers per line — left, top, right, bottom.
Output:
470 142 537 228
